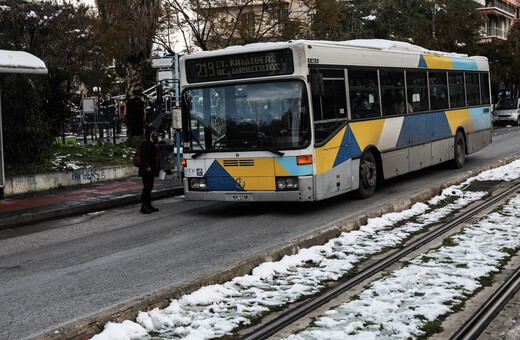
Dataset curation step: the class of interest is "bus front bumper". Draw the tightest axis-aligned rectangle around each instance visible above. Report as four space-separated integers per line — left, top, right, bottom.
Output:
183 176 314 202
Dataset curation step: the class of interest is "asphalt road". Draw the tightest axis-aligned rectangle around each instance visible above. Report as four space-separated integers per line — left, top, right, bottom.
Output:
1 125 519 340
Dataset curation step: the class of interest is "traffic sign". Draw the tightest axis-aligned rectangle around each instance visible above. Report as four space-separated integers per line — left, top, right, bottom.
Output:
157 69 175 90
82 98 95 114
157 69 174 82
172 106 182 130
152 56 174 68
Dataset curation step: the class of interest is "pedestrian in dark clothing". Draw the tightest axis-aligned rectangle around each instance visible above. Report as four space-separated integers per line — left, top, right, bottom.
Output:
139 125 159 214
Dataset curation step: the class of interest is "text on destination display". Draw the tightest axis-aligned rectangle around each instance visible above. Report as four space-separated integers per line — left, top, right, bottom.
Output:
185 49 294 83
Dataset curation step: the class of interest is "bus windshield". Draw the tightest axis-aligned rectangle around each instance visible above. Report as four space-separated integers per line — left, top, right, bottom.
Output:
184 80 310 153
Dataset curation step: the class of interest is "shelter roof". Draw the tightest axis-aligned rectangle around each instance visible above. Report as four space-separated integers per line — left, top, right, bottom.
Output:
0 50 48 74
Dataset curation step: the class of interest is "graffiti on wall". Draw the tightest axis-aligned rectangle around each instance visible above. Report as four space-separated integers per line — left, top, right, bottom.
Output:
72 169 107 182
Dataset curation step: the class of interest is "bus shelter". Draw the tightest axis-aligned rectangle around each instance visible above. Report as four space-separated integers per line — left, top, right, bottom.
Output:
0 50 48 198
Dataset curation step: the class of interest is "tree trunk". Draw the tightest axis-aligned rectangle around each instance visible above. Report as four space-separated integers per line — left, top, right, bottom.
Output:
125 59 145 137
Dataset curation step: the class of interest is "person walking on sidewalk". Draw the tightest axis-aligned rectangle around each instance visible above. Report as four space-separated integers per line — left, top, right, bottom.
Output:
139 125 160 214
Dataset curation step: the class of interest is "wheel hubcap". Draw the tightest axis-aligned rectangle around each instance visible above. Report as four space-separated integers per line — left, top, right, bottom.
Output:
457 140 464 163
361 160 376 188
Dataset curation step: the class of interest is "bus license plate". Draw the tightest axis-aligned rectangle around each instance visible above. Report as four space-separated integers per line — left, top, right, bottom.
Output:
227 193 252 201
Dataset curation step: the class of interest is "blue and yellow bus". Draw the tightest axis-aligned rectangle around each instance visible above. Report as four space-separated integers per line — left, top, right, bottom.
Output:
179 40 492 201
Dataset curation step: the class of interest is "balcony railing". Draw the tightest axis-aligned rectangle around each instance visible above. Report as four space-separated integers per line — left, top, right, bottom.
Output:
484 26 508 39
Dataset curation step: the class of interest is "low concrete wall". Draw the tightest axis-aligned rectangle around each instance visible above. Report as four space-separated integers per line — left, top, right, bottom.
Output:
4 164 137 197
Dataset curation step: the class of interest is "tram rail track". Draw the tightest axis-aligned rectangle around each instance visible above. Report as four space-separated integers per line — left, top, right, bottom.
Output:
241 181 520 340
450 266 520 340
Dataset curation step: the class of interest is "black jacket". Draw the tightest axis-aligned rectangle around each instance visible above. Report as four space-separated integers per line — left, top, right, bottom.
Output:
139 127 158 177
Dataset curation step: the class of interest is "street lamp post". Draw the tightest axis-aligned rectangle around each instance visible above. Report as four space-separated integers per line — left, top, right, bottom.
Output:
91 46 102 140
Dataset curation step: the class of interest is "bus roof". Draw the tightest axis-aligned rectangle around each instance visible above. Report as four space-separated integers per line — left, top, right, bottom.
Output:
182 39 487 62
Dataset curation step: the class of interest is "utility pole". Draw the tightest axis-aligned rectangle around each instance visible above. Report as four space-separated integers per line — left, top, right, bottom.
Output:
432 0 436 39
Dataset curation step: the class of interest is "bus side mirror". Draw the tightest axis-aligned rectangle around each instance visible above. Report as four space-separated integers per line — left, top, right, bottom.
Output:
310 70 324 97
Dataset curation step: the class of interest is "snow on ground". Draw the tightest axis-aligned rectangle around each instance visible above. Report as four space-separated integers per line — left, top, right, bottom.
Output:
288 192 520 339
91 159 520 340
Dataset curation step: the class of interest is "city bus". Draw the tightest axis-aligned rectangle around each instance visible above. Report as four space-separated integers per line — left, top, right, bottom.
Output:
179 40 492 202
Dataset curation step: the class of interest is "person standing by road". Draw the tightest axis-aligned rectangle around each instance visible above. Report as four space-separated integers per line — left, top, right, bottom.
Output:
139 125 160 214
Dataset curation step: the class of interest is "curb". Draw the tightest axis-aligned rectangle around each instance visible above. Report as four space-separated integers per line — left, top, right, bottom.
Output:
35 154 520 340
0 187 184 231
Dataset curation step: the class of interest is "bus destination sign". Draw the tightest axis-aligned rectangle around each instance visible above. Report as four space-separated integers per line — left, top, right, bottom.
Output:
185 49 294 83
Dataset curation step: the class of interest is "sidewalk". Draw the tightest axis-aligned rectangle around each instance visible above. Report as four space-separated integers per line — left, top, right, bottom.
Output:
0 174 184 230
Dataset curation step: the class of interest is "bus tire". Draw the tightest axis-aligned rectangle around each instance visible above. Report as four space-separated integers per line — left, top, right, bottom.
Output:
451 131 466 169
358 150 377 199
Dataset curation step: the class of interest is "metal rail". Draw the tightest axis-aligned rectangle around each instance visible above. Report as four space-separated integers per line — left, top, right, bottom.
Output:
450 266 520 340
241 182 520 340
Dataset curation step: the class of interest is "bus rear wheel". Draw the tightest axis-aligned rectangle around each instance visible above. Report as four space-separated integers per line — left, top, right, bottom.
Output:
451 131 466 169
358 151 377 198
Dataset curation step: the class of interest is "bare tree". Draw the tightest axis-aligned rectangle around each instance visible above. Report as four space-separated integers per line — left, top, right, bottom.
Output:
159 0 309 52
95 0 161 137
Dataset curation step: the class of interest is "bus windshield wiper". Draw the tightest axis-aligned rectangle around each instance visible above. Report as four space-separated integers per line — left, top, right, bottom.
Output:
191 150 206 159
243 140 285 156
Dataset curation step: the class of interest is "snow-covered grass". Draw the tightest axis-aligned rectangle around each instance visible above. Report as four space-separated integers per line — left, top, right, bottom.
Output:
49 142 136 170
91 160 520 340
5 140 137 177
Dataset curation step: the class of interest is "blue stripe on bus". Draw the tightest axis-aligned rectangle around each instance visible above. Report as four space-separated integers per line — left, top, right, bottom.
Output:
418 55 428 68
469 107 492 130
396 112 452 147
275 157 313 176
205 161 244 191
334 125 362 167
429 111 453 139
450 57 478 70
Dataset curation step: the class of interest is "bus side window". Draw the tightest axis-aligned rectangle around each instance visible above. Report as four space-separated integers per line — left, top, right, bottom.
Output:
380 70 407 116
313 69 347 144
348 69 380 119
429 72 448 111
449 72 465 108
466 73 480 106
480 73 491 105
323 80 345 119
407 71 429 112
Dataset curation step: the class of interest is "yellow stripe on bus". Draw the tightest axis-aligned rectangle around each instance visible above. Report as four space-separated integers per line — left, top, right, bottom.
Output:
216 158 275 177
350 119 385 151
422 54 453 69
445 109 474 135
315 126 346 175
238 177 276 191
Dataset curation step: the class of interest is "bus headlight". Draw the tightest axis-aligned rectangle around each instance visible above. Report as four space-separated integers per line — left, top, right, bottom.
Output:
276 177 299 191
189 178 207 190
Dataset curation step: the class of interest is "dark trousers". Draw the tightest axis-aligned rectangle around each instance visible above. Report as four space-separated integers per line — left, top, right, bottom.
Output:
141 175 154 205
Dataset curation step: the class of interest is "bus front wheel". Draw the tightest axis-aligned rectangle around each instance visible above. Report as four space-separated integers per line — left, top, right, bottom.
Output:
451 131 466 169
358 151 377 199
